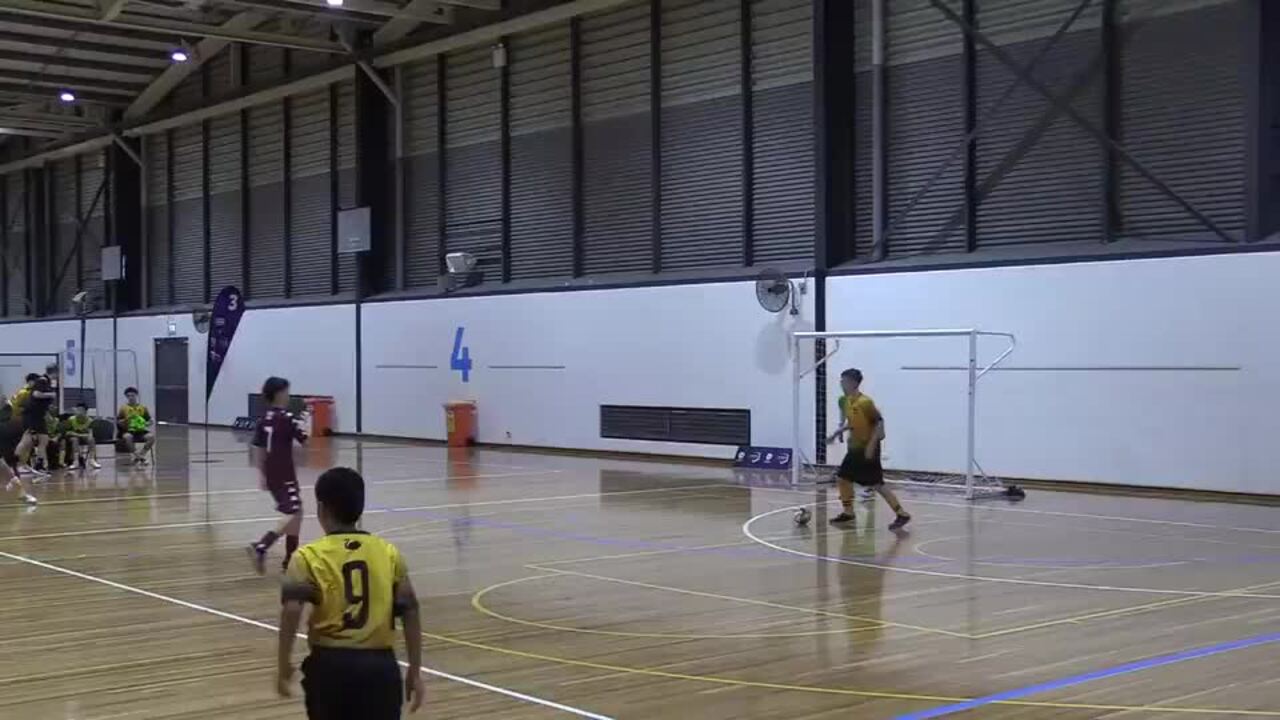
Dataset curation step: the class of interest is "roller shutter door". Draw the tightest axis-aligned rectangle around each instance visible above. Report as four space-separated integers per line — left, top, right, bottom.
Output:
750 0 813 266
509 24 573 280
402 59 441 289
660 0 743 271
444 47 502 271
581 2 653 275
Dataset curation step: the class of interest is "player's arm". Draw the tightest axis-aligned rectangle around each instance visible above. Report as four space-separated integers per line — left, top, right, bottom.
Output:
827 418 849 444
866 406 886 460
276 558 317 697
394 558 424 712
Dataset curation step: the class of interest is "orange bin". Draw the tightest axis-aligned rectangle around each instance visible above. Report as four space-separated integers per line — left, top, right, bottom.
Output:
445 401 477 447
303 396 335 437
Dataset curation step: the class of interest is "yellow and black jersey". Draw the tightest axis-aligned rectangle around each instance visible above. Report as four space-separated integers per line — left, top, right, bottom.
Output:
838 393 882 450
285 531 407 650
118 403 151 432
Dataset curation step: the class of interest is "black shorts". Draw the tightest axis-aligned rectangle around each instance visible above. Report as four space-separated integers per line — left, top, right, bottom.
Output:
302 647 402 720
837 450 884 487
21 412 46 436
0 426 19 467
127 430 151 442
268 477 302 515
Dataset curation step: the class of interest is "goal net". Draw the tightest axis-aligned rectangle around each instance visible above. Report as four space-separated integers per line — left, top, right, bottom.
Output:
790 329 1020 500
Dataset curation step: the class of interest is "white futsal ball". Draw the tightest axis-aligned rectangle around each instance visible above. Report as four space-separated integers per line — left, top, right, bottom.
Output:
793 508 811 526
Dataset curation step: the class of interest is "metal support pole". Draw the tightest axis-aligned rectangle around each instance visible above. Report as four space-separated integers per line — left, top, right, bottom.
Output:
791 333 801 486
966 330 977 499
870 0 888 261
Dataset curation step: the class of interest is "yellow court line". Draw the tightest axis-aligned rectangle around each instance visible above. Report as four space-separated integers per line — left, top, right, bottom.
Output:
525 564 970 638
421 630 1280 716
470 574 891 641
975 579 1280 639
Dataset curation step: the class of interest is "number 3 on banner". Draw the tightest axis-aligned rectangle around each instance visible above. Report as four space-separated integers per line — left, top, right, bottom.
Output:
451 327 472 382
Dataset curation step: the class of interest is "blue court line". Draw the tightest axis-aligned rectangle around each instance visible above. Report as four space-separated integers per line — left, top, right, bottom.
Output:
896 630 1280 719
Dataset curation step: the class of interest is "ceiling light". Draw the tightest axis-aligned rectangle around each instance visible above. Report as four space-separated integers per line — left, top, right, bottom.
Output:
58 91 76 103
170 49 189 63
326 0 343 6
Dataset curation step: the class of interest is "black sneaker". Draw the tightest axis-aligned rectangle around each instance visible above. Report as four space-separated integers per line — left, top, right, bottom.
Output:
829 512 856 525
246 545 266 576
889 514 912 531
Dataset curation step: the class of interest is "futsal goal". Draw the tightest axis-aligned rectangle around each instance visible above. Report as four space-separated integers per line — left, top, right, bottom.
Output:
790 329 1021 500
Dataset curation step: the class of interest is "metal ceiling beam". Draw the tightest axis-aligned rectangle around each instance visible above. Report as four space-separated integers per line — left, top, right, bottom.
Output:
126 12 268 120
373 0 454 46
231 0 387 25
0 83 126 106
0 0 638 174
0 2 345 53
0 29 169 62
0 49 156 79
0 126 65 139
0 69 143 95
285 0 453 21
0 12 173 46
99 0 130 22
436 0 500 9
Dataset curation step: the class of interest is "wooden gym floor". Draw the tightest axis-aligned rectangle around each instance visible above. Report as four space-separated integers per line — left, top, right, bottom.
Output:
2 426 1280 719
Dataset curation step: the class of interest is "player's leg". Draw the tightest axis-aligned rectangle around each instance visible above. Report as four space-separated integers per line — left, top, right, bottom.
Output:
1 455 36 506
142 431 156 462
868 460 911 530
15 429 33 473
33 431 49 471
249 481 302 575
84 433 100 468
282 507 302 571
362 650 405 720
830 452 858 524
300 652 342 720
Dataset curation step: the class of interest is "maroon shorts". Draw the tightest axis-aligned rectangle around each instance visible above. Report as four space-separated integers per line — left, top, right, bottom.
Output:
267 476 302 515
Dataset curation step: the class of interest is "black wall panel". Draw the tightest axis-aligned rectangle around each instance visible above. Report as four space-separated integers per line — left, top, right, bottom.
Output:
581 2 653 275
289 88 333 297
402 60 441 289
444 47 502 269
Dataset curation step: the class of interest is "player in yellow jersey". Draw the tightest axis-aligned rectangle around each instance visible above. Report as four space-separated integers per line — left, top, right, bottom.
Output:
277 467 423 718
62 402 101 470
826 368 911 530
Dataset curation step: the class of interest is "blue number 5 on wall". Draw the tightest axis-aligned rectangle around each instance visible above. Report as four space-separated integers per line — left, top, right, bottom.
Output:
451 326 472 382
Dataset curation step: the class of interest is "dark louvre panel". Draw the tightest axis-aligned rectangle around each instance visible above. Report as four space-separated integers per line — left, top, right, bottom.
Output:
660 0 743 271
289 89 333 296
249 45 286 86
171 123 205 305
248 101 286 300
600 405 751 445
510 24 573 280
208 48 236 98
883 2 965 259
1119 1 1246 241
335 77 357 293
4 173 28 317
51 159 76 313
145 134 170 307
445 46 502 270
750 0 813 265
581 2 653 275
852 0 873 259
402 59 441 289
975 1 1102 248
209 111 243 295
79 152 105 308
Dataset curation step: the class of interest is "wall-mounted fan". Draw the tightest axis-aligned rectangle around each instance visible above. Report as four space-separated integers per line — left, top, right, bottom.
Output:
755 269 801 316
192 308 212 334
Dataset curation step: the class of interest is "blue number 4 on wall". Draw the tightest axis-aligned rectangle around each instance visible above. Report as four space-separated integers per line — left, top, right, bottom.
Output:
451 327 473 382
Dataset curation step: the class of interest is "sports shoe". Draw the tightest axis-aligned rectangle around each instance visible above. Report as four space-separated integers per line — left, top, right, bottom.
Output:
22 493 37 506
246 545 266 576
88 459 101 470
858 487 875 502
889 514 912 531
4 478 15 493
829 512 856 525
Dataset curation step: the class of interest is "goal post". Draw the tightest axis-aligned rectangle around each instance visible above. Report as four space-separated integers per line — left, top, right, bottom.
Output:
790 329 1018 499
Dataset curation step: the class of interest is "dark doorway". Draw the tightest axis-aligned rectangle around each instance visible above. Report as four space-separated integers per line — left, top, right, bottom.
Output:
154 337 189 424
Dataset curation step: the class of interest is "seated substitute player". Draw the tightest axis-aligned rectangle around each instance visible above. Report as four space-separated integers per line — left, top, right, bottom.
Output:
0 397 37 506
16 368 57 476
62 403 101 470
247 377 308 574
117 387 156 465
826 368 912 530
276 467 424 719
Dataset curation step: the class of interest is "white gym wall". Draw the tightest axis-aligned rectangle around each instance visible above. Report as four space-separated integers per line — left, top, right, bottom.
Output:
362 280 815 458
826 251 1271 494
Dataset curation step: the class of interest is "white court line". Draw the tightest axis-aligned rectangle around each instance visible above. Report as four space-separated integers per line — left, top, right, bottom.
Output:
0 548 613 720
10 470 563 508
732 484 1280 536
0 484 729 542
741 501 1280 600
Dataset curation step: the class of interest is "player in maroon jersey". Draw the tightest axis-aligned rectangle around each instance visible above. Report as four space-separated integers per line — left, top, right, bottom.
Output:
246 376 308 575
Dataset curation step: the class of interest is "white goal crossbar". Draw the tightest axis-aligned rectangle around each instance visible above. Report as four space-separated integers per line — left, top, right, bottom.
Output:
791 329 1017 499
